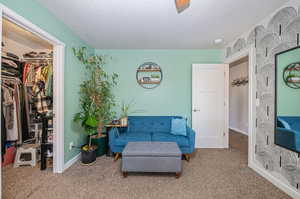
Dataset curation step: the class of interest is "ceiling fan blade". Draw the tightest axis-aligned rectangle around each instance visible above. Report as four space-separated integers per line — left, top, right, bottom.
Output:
175 0 190 13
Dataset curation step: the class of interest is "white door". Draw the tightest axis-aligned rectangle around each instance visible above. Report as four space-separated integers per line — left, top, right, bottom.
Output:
192 64 228 148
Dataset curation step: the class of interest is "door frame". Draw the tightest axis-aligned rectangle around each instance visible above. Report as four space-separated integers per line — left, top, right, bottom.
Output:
192 64 229 148
224 44 256 165
0 4 65 173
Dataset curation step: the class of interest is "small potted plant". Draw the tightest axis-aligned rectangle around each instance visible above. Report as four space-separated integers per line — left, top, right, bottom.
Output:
120 102 131 126
151 74 160 82
73 47 118 164
119 101 143 126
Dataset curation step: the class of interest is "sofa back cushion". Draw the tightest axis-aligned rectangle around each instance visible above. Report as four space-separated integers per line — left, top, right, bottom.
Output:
128 116 182 133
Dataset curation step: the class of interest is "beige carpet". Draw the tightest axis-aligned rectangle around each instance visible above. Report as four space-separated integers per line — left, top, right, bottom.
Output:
229 129 248 155
3 147 291 199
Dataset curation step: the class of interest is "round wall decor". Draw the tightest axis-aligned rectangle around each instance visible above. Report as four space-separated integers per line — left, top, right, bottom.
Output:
282 62 300 89
136 62 163 89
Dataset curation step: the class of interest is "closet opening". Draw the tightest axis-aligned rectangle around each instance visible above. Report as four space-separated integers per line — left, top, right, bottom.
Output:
1 18 55 173
229 56 249 158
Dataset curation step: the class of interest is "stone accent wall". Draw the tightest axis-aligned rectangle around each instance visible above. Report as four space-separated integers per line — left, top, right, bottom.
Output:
226 6 300 191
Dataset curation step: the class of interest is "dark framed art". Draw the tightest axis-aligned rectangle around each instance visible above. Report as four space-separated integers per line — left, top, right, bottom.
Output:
274 46 300 153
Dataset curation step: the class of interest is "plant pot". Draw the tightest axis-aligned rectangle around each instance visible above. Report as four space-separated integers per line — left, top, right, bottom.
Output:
81 145 97 165
120 117 128 126
91 135 107 157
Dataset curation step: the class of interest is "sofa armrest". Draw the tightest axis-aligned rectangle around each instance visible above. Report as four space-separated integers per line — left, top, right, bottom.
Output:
187 127 195 153
276 127 300 151
108 128 119 146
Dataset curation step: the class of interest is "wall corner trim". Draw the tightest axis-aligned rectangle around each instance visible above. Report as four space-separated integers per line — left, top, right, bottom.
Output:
249 161 300 199
63 153 81 173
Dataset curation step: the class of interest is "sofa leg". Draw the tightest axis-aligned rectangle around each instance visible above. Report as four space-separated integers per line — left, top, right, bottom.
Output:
122 172 128 178
114 153 121 162
175 172 181 179
184 154 190 162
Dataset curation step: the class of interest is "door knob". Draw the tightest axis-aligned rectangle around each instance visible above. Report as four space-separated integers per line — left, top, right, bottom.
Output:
193 109 200 112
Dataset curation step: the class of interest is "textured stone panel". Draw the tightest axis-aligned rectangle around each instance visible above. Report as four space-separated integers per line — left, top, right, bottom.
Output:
227 6 300 190
256 53 266 68
270 43 294 61
248 26 268 46
233 38 246 53
267 7 297 35
247 29 256 45
282 16 300 46
226 47 232 58
257 33 281 58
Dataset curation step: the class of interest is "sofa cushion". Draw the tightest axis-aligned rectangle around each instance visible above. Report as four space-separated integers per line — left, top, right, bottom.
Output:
152 133 189 147
128 116 175 133
114 133 151 146
171 118 187 136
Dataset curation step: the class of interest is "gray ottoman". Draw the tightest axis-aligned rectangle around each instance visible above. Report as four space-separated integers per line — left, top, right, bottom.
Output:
122 142 182 178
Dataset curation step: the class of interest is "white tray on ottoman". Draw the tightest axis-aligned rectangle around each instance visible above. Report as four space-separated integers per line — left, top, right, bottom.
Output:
122 142 182 178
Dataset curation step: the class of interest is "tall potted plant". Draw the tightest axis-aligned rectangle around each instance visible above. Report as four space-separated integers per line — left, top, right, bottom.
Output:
73 47 118 164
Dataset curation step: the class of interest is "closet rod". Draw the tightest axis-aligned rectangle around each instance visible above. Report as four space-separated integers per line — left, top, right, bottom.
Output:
23 58 52 60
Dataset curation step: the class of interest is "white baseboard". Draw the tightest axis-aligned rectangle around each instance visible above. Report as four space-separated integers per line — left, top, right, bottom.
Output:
229 127 248 136
63 153 81 172
249 161 300 199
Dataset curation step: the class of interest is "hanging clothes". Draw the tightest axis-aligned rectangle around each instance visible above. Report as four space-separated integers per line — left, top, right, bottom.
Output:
2 87 14 129
45 64 53 97
35 86 49 114
1 51 53 148
6 99 18 141
23 63 35 85
15 84 23 144
1 89 7 159
18 84 29 142
1 57 23 143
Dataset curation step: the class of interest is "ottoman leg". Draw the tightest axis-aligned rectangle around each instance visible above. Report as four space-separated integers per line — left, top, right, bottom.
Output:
175 172 181 179
122 172 128 178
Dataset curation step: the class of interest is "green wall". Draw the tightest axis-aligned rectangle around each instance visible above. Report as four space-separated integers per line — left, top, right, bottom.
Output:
0 0 93 163
277 47 300 116
96 49 223 124
1 0 223 164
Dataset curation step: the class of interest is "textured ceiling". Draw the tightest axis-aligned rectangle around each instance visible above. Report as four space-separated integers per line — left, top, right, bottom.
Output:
37 0 288 49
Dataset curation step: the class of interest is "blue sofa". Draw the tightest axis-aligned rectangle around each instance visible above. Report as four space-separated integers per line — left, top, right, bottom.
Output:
109 116 195 155
276 116 300 152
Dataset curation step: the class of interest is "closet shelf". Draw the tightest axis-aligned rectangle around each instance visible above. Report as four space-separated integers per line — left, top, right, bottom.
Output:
286 67 300 71
23 58 53 61
2 55 20 62
287 80 300 83
137 81 160 84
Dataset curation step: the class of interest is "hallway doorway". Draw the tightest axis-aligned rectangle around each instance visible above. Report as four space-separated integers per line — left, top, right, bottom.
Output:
229 56 249 157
